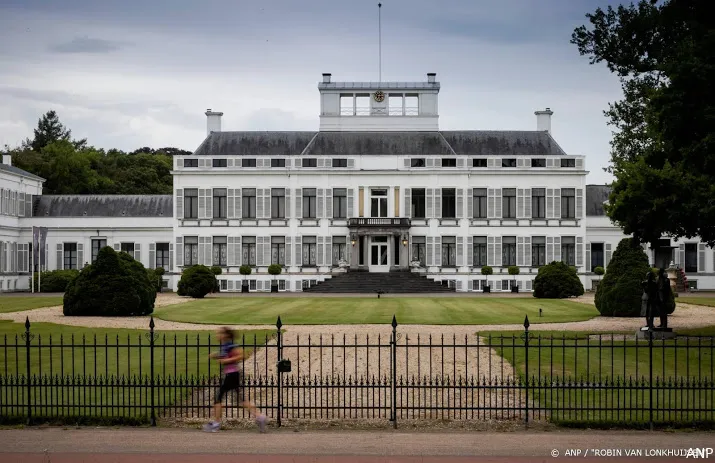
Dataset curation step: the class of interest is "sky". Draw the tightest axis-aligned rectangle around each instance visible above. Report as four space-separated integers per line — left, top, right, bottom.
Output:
0 0 625 184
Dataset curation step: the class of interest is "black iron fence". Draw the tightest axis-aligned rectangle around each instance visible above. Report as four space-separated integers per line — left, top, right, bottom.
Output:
1 316 714 428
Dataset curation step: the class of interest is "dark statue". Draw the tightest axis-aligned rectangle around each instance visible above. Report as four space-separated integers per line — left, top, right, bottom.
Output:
641 269 670 330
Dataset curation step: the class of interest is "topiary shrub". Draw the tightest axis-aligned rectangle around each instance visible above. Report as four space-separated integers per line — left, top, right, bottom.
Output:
177 265 216 299
32 269 80 292
508 266 520 291
63 247 156 316
239 264 252 292
594 238 651 317
268 264 282 292
481 265 493 292
594 266 605 277
533 261 584 299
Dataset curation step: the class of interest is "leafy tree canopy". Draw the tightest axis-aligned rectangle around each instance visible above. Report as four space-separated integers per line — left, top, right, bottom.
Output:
572 0 715 246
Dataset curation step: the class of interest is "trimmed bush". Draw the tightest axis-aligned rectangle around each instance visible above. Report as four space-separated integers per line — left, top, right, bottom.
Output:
177 265 216 298
63 247 156 316
593 266 605 276
595 238 658 317
268 264 282 277
32 269 79 292
533 261 584 299
146 268 165 292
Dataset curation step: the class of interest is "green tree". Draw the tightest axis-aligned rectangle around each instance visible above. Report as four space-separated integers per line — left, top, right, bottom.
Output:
572 0 715 246
594 238 651 317
25 110 87 152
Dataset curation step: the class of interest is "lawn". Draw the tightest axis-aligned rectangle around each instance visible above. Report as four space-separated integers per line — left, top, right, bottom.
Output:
0 296 63 313
154 297 599 325
0 320 274 423
679 297 715 308
485 329 715 426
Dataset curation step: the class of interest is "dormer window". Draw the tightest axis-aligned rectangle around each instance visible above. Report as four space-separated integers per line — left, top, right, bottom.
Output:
332 158 348 168
441 158 457 167
561 158 576 168
531 158 546 168
242 158 257 168
472 158 487 167
183 159 198 168
502 158 517 168
212 158 227 167
302 158 317 168
411 158 425 167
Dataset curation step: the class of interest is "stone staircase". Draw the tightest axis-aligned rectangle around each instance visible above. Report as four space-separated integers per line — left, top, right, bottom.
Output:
303 269 456 294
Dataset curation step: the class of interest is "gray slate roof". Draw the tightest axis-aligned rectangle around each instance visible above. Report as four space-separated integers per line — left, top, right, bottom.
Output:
33 195 173 218
0 162 44 181
193 131 567 157
586 185 611 217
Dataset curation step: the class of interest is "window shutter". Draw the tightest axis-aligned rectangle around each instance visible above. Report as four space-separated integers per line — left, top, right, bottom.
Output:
554 188 561 219
227 280 234 291
487 236 495 266
10 242 15 271
678 243 685 267
517 237 524 266
176 237 183 267
317 236 324 266
466 236 473 267
317 158 325 168
263 236 270 266
295 188 303 218
227 158 234 168
457 236 464 266
235 237 242 266
456 189 464 219
346 235 351 265
149 243 156 269
426 158 435 168
546 237 554 263
325 236 332 267
347 158 355 169
317 189 324 219
576 237 583 267
285 188 292 218
235 189 242 218
295 280 302 291
227 238 235 266
487 158 496 168
198 236 205 265
256 237 264 266
494 188 502 219
605 243 612 269
546 189 554 219
494 236 502 267
25 194 32 217
585 243 591 271
55 243 63 270
698 243 706 272
467 188 473 219
576 188 583 219
227 189 235 219
326 189 333 218
487 189 495 218
457 158 466 169
169 242 174 270
113 242 120 251
134 243 141 264
404 188 411 218
524 236 532 267
426 237 434 266
426 188 434 218
346 189 354 218
575 158 584 169
206 189 213 219
526 280 533 291
285 237 292 267
176 189 184 219
256 189 264 219
434 236 442 266
294 236 302 266
404 158 411 168
524 188 532 218
18 193 25 217
468 279 474 291
554 236 561 263
517 189 524 218
434 189 442 218
198 189 206 219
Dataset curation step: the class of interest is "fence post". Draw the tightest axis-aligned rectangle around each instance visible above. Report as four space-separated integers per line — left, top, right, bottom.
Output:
523 315 530 427
148 317 157 426
648 328 653 431
276 316 283 428
391 315 397 429
23 317 33 426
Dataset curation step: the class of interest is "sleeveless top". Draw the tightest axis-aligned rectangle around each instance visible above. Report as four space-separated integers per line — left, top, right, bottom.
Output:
219 342 239 374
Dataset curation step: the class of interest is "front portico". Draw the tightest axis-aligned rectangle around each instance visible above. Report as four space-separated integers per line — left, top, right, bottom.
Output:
348 218 411 272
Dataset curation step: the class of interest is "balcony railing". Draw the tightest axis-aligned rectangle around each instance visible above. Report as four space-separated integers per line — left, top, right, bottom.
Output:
348 218 411 227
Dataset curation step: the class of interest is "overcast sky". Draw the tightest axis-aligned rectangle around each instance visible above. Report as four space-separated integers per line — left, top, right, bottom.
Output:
0 0 624 184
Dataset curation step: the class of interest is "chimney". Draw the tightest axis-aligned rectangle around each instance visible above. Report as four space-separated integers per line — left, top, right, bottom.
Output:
534 107 553 134
427 72 436 83
205 109 223 136
1 154 11 166
322 73 332 83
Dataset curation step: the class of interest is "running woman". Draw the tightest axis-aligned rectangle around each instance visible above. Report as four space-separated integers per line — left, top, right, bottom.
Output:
204 327 267 432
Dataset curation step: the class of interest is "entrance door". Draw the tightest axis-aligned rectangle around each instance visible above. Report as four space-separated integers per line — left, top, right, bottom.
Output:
369 236 390 272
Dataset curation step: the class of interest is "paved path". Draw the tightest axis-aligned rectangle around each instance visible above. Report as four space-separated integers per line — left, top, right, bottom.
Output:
0 428 712 462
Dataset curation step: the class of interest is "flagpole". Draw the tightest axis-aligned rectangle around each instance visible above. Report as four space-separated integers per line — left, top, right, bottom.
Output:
378 2 382 83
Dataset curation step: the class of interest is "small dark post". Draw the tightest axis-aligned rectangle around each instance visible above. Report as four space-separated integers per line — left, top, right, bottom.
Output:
648 327 653 431
523 315 530 426
391 315 398 429
148 317 157 426
23 317 32 425
539 308 542 318
276 316 283 428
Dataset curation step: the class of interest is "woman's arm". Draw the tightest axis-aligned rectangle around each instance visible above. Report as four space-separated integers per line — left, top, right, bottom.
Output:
220 347 244 364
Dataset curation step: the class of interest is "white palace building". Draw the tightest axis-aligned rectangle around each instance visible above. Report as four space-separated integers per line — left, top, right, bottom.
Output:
1 73 714 293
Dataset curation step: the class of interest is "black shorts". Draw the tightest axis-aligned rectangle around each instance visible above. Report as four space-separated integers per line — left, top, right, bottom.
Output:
214 371 245 404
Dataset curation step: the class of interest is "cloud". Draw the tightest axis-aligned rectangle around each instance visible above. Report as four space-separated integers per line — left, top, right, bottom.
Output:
48 36 127 54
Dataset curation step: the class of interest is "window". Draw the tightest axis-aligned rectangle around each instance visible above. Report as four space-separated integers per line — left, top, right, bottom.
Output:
561 188 576 219
271 189 285 219
531 158 546 168
243 158 257 168
213 236 227 266
121 242 135 254
473 236 487 267
332 236 347 266
441 188 456 218
370 189 388 218
271 236 285 265
472 158 487 167
184 189 199 219
502 236 516 266
271 158 286 168
502 158 516 167
502 188 516 219
442 158 456 167
242 188 257 219
561 158 576 168
411 158 425 167
302 236 317 266
561 236 576 266
590 242 604 272
302 188 317 218
442 236 456 266
685 243 698 273
333 188 347 219
332 158 348 168
411 188 426 218
242 236 256 266
473 189 487 218
184 237 198 266
63 243 78 270
302 158 317 168
278 280 286 291
220 280 227 291
91 239 107 262
405 95 419 114
532 236 546 267
213 188 227 219
212 158 227 167
411 236 426 265
156 243 170 271
183 159 198 168
532 188 546 219
501 280 510 291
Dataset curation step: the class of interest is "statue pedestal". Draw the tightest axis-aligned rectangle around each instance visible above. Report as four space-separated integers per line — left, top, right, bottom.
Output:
636 326 676 341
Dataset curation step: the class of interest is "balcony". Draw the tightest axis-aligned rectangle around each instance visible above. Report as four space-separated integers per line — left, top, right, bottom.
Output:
348 217 411 228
